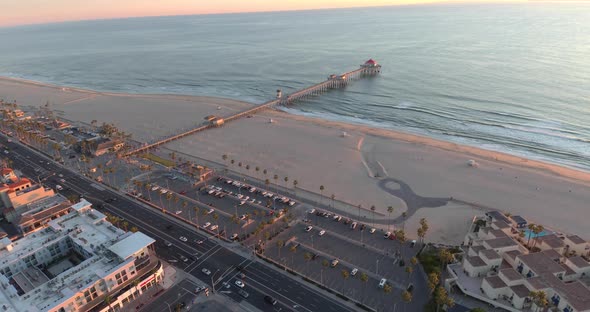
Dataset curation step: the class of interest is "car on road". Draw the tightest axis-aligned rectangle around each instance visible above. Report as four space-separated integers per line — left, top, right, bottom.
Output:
410 239 417 247
179 236 187 242
384 231 392 239
58 174 63 178
379 278 387 288
305 226 313 232
238 289 249 298
351 268 358 276
319 230 326 236
151 186 159 191
210 225 218 231
55 185 63 191
175 210 182 215
406 283 414 293
164 241 173 247
370 228 376 234
180 255 189 262
195 239 204 244
264 296 277 306
202 268 211 275
195 286 207 293
331 259 339 267
230 233 238 240
234 280 245 288
289 201 295 206
59 179 66 183
207 208 214 214
203 222 211 228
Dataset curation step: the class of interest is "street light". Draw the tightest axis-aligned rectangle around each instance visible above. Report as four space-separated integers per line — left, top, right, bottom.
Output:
376 259 379 276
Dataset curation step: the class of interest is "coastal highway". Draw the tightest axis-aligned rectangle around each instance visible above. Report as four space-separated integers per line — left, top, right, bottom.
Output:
1 136 358 312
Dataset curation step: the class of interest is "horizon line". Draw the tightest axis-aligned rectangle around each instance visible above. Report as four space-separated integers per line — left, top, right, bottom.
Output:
0 1 535 29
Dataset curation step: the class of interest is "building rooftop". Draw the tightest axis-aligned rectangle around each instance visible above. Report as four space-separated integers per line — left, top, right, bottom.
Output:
541 274 590 311
517 252 565 275
568 256 590 268
0 199 151 312
108 232 154 261
492 220 510 229
510 215 527 225
486 211 510 223
499 268 522 281
504 249 523 261
489 229 508 239
484 276 507 289
466 256 486 267
566 234 586 245
480 249 501 260
484 237 518 249
541 249 562 261
540 234 565 249
470 245 486 255
510 284 529 298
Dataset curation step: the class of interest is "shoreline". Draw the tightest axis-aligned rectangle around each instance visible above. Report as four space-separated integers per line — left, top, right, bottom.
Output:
3 75 590 187
2 75 589 185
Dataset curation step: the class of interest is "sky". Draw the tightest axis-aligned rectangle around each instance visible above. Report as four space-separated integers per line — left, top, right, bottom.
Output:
1 0 524 27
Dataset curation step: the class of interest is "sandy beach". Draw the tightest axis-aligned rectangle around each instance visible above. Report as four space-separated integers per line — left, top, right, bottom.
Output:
2 76 589 243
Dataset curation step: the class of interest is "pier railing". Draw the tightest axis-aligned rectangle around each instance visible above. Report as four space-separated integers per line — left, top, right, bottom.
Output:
124 61 381 157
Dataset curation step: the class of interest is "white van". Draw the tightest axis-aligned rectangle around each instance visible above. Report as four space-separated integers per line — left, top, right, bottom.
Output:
379 278 387 288
55 185 63 191
351 222 357 230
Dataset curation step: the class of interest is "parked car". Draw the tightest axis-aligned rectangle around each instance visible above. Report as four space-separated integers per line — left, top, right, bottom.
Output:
370 228 376 234
202 268 211 275
407 283 414 293
238 289 249 298
331 259 339 267
351 268 358 276
379 278 387 288
180 255 189 262
230 233 239 240
384 231 391 239
210 225 218 231
164 241 172 247
319 230 326 236
179 236 187 242
351 222 357 230
305 226 313 232
234 280 245 288
203 222 211 228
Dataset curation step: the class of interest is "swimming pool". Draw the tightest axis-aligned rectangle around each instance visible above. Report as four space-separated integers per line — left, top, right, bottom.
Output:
523 229 551 240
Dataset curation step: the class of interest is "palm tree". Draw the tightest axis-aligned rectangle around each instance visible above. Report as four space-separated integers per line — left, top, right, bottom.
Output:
383 284 392 293
439 248 454 270
330 194 335 208
357 204 362 221
527 223 536 247
284 176 289 192
222 154 228 167
273 174 279 195
401 290 413 311
341 269 349 281
419 218 429 243
103 295 113 311
303 252 312 271
255 166 260 179
370 205 376 227
121 221 129 231
130 226 139 233
402 211 408 231
276 239 284 258
193 207 200 225
319 185 325 207
405 266 413 278
387 206 394 231
532 224 545 249
529 290 549 312
359 272 369 303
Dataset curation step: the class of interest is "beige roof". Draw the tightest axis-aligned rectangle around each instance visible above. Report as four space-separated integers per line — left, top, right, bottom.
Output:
526 276 547 290
500 268 522 281
484 237 518 249
517 252 565 275
466 256 487 267
480 249 501 260
470 245 486 254
566 235 586 245
484 276 507 289
540 234 565 249
542 274 590 311
568 256 590 268
510 284 530 298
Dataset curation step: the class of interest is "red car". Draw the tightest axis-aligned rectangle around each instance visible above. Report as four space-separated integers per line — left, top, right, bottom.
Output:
179 190 186 195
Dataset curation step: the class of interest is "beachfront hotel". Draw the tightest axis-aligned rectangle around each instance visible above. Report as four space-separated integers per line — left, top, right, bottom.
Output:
446 211 590 312
0 199 163 312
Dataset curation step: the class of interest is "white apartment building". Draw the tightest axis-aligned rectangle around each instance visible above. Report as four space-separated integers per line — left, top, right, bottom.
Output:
0 199 163 312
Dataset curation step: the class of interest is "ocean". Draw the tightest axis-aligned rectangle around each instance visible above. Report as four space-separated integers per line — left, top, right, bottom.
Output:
1 3 589 170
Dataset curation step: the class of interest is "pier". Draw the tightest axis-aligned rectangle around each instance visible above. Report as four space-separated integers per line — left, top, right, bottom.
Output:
124 59 381 157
